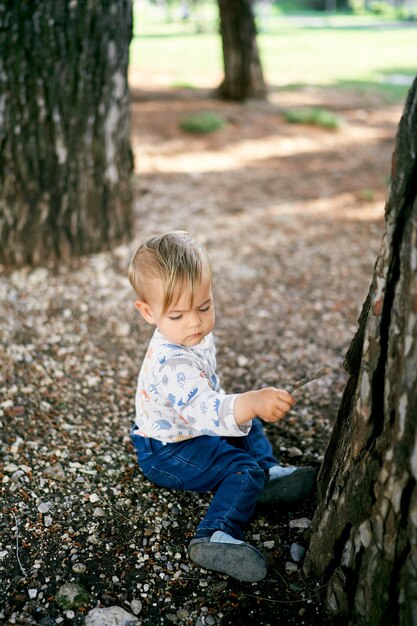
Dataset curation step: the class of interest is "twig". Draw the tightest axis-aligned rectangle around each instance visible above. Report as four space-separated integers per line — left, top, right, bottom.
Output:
271 567 291 590
12 511 28 578
289 367 331 394
244 586 327 605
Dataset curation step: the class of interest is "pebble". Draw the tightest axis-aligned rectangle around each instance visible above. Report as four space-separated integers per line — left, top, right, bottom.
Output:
43 463 66 481
289 517 312 530
263 540 275 549
3 463 19 472
93 507 106 517
287 446 303 458
38 502 52 514
290 543 306 562
130 599 142 615
84 606 139 626
285 561 298 573
211 581 228 594
72 563 87 574
55 583 91 610
28 589 37 599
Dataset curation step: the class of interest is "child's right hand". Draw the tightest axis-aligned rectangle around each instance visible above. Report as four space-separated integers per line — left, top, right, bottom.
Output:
234 387 295 425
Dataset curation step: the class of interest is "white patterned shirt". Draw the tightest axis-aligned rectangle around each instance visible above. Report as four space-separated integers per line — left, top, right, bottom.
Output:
134 329 251 442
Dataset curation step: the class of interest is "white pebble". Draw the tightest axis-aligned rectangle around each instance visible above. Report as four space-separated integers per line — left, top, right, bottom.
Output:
130 599 142 615
289 517 312 530
93 507 106 517
38 502 52 514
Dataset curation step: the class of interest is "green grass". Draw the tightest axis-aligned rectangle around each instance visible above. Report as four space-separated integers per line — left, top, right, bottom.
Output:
283 107 342 129
179 112 226 134
131 1 417 103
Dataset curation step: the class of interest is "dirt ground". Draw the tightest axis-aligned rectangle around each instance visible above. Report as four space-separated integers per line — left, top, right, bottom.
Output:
0 81 404 626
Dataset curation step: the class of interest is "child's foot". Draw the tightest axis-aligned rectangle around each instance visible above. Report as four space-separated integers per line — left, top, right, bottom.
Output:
258 465 317 504
188 530 267 582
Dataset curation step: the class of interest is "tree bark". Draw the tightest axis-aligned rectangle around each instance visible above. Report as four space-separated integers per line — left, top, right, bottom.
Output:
0 0 134 268
218 0 266 101
304 78 417 625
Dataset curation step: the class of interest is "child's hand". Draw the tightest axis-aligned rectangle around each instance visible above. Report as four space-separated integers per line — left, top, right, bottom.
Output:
234 387 295 425
251 387 295 423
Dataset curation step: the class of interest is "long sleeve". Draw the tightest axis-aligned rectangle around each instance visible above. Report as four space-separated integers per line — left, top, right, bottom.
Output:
158 350 248 437
134 330 251 442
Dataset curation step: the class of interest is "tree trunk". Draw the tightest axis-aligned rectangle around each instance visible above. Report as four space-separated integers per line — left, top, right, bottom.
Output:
304 78 417 626
218 0 266 101
0 0 134 268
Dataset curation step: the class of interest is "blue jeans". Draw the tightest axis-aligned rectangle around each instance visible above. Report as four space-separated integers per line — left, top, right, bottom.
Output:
131 419 277 539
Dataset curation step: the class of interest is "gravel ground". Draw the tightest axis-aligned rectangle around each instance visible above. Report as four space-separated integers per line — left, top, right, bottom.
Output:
0 87 399 625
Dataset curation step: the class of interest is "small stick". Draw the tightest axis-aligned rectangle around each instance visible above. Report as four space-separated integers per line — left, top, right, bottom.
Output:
289 366 331 394
12 511 28 578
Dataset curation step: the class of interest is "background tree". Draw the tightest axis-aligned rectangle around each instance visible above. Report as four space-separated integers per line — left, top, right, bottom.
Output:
304 78 417 625
218 0 266 100
0 0 134 268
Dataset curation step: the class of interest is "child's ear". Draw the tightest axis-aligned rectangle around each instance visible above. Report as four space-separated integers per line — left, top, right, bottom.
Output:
135 301 156 325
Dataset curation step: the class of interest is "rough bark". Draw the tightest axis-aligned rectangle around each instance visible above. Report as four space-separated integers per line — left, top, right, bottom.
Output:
218 0 266 101
0 0 134 268
304 79 417 625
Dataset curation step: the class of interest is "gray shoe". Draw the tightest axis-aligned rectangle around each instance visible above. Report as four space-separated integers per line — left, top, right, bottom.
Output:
258 466 317 504
188 535 267 582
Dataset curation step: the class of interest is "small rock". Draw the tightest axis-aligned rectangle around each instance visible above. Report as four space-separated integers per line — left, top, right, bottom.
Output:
237 355 249 367
287 447 303 459
285 561 298 573
289 517 312 530
38 502 52 514
93 507 106 518
130 599 142 615
89 493 100 503
28 589 38 599
12 405 25 416
113 321 130 337
55 583 91 610
176 609 189 620
263 540 275 549
211 581 228 594
84 606 139 626
205 616 216 625
43 463 66 481
290 543 306 562
72 563 87 574
44 515 53 527
3 463 19 473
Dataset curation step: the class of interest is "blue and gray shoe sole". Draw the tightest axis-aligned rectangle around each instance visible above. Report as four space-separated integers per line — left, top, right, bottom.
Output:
188 538 267 582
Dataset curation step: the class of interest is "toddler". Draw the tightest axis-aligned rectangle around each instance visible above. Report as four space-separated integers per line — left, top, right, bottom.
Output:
128 231 316 582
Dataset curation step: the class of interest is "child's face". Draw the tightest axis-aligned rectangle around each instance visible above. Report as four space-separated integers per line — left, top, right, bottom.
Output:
135 271 215 347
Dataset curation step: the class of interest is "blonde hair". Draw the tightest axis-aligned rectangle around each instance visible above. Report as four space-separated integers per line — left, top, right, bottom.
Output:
128 231 212 315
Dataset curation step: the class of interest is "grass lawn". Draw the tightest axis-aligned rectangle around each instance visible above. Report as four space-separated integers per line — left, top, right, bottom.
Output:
131 1 417 102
